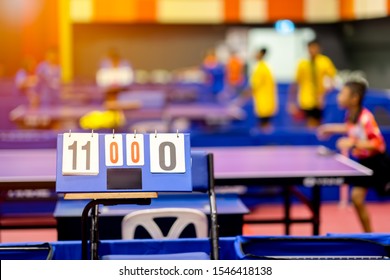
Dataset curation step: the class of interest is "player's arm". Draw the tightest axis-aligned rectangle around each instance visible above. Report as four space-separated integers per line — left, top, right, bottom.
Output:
324 56 337 78
230 87 252 107
353 139 381 151
324 57 337 91
337 137 379 151
287 63 301 114
232 66 259 107
317 123 348 139
15 72 28 90
236 64 262 104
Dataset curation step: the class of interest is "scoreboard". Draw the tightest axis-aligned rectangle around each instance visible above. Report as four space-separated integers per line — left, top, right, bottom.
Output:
56 132 192 193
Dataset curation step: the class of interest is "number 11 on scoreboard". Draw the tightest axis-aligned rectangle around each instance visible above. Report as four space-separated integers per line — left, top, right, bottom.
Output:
62 132 99 175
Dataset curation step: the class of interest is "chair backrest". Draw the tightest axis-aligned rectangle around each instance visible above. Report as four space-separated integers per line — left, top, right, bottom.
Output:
120 151 219 259
191 151 210 193
121 208 208 239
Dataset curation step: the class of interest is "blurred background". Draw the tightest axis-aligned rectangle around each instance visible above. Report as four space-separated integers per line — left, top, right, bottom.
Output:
0 0 389 83
0 0 389 134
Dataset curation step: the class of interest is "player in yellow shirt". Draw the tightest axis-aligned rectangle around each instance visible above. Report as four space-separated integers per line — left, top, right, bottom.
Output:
250 48 278 130
289 39 337 127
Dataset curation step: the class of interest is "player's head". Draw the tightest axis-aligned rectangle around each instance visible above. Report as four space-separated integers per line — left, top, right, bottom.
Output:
22 56 36 73
256 48 267 60
45 47 58 64
230 49 238 56
205 48 216 57
107 48 121 66
307 39 321 58
337 80 367 109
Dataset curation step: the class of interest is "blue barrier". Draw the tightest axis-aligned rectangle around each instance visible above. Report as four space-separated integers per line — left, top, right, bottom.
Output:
234 236 390 260
1 235 389 260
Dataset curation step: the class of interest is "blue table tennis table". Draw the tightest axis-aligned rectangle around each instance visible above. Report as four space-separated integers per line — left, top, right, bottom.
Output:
0 146 373 237
200 146 373 235
0 149 57 231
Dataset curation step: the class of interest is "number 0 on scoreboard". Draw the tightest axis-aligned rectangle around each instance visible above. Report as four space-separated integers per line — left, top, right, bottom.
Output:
150 133 185 173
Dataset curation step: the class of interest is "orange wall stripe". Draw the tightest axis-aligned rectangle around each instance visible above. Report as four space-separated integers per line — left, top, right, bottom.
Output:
45 0 59 48
224 0 241 22
80 0 388 24
136 0 157 22
388 0 390 15
93 0 136 22
21 0 59 60
268 0 304 22
21 0 39 58
339 0 355 20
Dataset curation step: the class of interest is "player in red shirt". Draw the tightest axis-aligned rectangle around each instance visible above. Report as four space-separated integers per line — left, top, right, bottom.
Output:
318 80 389 232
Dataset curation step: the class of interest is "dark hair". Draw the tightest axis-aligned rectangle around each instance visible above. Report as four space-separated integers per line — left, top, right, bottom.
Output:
307 39 320 47
259 48 267 56
345 80 367 106
345 80 367 123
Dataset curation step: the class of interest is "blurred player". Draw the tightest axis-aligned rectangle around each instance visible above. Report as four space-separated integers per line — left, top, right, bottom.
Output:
96 48 134 102
36 48 61 106
289 39 336 127
15 57 39 107
250 48 277 131
318 80 390 232
225 51 245 100
201 48 225 99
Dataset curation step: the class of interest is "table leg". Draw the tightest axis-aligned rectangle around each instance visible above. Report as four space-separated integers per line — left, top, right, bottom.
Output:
283 186 292 235
90 204 99 260
81 200 99 260
208 154 219 260
312 185 321 235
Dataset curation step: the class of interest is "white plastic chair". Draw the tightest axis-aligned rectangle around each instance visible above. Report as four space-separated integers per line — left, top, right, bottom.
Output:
121 208 208 239
103 152 219 260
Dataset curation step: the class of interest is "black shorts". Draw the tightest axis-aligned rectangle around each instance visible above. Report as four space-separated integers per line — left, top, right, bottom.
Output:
357 153 390 194
302 108 323 121
258 117 272 126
